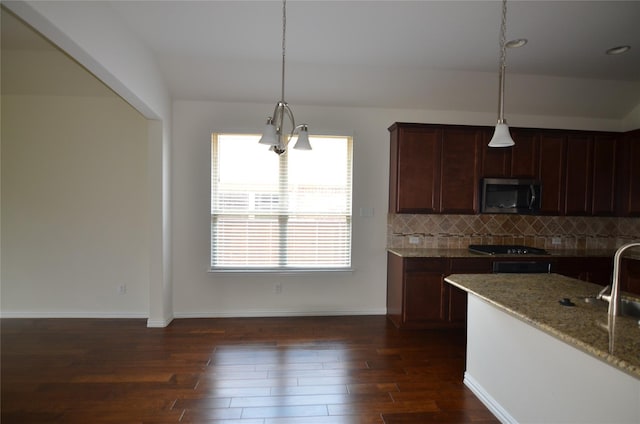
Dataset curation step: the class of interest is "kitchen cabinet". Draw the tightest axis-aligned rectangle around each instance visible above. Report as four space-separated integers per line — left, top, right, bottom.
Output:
388 123 480 214
537 131 617 216
554 256 612 286
447 258 492 324
388 124 442 213
620 257 640 296
537 133 566 215
387 253 615 329
616 130 640 216
440 127 481 213
591 134 618 216
564 133 593 216
389 122 635 217
482 128 538 178
387 254 462 329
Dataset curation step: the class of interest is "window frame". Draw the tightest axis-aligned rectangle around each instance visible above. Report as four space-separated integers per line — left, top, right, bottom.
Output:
209 133 354 274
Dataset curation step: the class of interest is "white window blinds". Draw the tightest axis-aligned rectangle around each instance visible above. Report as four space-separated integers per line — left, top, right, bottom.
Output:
211 133 352 270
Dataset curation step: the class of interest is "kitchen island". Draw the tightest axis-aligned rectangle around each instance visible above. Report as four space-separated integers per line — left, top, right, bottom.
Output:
445 273 640 424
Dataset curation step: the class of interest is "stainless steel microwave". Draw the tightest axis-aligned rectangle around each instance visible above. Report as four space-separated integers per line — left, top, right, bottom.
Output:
481 178 541 214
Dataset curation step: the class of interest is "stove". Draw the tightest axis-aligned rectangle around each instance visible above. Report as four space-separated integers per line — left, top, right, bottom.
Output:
468 244 549 255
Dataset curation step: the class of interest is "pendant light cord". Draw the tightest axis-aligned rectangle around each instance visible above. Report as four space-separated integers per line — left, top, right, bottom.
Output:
499 0 507 69
280 0 287 103
497 0 507 123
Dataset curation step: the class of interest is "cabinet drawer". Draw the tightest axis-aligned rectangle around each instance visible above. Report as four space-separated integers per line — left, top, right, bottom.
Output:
404 258 448 272
450 258 492 273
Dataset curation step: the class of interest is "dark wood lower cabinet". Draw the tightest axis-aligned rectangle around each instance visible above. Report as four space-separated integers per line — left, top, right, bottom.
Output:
387 253 619 329
387 254 460 329
620 257 640 295
405 272 446 323
553 256 613 286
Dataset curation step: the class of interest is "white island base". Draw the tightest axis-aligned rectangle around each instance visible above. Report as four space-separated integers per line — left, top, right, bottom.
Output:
465 295 640 424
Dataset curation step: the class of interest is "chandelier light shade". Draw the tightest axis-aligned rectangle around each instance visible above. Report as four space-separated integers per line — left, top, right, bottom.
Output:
488 0 515 148
259 0 311 155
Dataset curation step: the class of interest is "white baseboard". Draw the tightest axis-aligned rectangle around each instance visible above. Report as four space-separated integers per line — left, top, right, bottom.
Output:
0 309 387 327
146 316 174 328
0 311 147 319
174 308 387 319
464 372 517 424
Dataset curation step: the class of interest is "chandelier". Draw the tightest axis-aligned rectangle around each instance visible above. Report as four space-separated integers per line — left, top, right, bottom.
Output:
258 0 311 155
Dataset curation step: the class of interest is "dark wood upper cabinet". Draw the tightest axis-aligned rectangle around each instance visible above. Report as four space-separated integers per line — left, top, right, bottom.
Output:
388 123 480 214
481 128 538 178
564 134 593 216
509 129 539 178
591 133 618 216
538 133 566 215
389 122 636 217
617 130 640 217
440 127 481 214
481 129 510 177
389 124 442 213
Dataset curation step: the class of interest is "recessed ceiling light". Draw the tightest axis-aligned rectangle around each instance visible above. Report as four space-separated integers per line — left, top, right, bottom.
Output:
506 38 528 48
606 45 631 55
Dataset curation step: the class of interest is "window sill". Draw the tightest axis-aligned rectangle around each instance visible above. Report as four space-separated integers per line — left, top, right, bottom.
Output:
208 267 354 275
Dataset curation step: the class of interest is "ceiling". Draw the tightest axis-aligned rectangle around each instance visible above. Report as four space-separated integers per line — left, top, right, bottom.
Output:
2 1 640 121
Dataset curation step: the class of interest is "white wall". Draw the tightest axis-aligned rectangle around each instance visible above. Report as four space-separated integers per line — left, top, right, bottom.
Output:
171 101 624 317
3 0 174 326
1 94 149 317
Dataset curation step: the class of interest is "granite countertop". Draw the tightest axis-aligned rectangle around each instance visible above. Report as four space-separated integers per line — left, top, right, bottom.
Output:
387 247 618 258
444 273 640 379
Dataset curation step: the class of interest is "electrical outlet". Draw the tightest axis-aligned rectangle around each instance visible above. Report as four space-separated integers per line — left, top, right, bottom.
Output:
409 236 421 245
117 284 127 295
274 283 282 294
552 237 562 245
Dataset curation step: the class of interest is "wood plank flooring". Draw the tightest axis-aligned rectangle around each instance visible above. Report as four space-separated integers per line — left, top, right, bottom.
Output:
1 316 499 423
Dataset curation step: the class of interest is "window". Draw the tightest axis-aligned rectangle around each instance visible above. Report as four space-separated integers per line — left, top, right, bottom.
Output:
211 133 352 270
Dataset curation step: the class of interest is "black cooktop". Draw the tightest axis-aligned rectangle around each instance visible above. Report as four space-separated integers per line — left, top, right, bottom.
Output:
468 244 549 255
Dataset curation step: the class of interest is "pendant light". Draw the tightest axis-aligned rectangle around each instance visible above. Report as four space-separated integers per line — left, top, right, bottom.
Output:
488 0 515 148
258 0 311 155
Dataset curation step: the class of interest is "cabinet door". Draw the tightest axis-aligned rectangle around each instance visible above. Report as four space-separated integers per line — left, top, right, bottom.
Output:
620 258 640 296
450 258 493 273
509 129 539 178
481 129 510 177
440 127 481 213
447 285 467 324
404 272 446 323
390 126 442 213
617 130 640 216
481 129 538 179
554 257 588 281
591 134 617 216
555 257 612 286
627 133 640 216
538 133 566 215
386 253 404 328
587 257 613 286
564 134 593 216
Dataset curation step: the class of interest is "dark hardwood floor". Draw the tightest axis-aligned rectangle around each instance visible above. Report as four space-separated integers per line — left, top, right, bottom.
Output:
1 316 499 424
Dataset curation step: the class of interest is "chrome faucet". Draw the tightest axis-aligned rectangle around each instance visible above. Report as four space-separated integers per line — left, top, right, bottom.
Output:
601 241 640 317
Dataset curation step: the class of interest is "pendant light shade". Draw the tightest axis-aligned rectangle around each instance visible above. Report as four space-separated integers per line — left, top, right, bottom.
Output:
488 122 515 147
258 117 277 146
293 125 311 150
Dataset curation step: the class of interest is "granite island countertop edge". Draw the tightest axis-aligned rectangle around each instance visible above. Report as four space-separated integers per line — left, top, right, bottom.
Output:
445 273 640 380
387 247 620 258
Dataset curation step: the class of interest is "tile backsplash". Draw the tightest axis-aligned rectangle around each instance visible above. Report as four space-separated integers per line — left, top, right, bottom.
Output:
388 214 640 250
